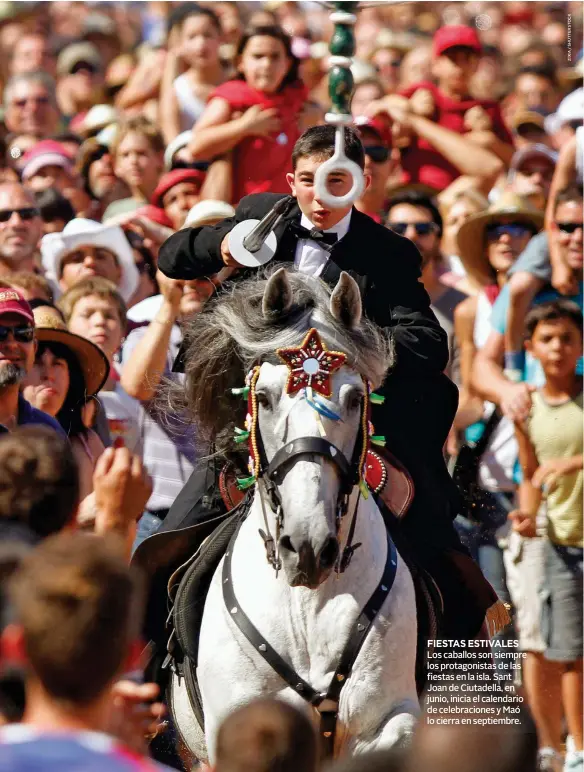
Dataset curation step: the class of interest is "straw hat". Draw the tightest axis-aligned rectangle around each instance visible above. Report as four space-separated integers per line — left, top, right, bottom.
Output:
33 306 109 397
456 191 544 287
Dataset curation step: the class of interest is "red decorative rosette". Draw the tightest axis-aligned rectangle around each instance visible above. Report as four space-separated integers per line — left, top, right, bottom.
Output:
276 328 347 398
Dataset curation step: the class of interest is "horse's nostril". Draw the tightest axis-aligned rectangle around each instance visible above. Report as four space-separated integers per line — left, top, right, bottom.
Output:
319 537 339 569
279 535 296 554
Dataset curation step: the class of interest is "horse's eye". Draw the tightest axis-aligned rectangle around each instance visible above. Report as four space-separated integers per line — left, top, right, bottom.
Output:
348 393 363 411
256 392 271 410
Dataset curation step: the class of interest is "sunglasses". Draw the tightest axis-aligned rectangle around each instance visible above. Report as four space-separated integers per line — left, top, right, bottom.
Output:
486 222 536 240
171 159 210 172
0 325 34 343
12 96 50 109
0 208 40 223
388 222 438 236
556 221 583 234
364 145 390 163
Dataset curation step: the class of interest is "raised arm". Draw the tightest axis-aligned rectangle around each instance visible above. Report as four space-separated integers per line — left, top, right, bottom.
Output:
159 48 183 145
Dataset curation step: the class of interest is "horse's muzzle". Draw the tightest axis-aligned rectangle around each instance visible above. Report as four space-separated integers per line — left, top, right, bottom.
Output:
280 535 339 588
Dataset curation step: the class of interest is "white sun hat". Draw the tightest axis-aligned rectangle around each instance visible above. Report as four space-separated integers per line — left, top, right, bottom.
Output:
164 130 193 171
183 200 235 229
41 218 139 302
544 87 584 135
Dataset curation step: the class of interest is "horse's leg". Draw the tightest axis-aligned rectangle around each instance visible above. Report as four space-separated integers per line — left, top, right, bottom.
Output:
351 700 419 755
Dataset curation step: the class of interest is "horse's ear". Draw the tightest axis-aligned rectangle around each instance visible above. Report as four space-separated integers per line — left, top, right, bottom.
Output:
330 272 362 329
262 267 293 319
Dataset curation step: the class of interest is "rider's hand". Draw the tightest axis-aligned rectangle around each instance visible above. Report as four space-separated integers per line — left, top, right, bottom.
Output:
108 680 167 754
237 104 281 138
220 234 241 267
500 382 535 423
508 510 537 538
94 447 152 548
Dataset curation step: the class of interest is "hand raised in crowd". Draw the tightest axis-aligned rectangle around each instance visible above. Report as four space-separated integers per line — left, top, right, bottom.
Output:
367 94 412 126
501 382 535 423
532 456 583 493
508 509 537 538
238 104 281 138
94 447 153 555
108 679 167 755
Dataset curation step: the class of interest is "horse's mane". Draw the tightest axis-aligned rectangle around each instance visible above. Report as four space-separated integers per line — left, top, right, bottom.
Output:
170 268 394 456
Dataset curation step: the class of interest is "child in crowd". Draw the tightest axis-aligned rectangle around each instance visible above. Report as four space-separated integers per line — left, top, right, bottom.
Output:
511 300 583 772
188 25 307 203
159 3 224 143
112 117 165 202
57 277 141 455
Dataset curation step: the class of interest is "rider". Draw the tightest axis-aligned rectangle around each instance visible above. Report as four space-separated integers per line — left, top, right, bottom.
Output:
156 125 495 638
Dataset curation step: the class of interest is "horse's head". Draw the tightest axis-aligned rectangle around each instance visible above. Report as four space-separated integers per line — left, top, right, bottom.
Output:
180 266 393 588
251 269 383 588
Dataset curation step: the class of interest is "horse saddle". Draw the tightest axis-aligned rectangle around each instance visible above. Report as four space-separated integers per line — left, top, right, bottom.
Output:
219 447 415 518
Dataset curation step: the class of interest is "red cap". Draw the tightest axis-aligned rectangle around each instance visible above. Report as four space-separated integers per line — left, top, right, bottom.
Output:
354 115 392 147
135 205 174 229
20 140 74 179
0 289 34 324
432 25 482 58
151 169 206 208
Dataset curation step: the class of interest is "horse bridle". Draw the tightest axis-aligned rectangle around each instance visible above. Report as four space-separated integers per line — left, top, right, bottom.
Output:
245 364 369 575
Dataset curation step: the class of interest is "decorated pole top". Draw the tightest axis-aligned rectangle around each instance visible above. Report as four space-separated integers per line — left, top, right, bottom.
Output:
313 1 365 209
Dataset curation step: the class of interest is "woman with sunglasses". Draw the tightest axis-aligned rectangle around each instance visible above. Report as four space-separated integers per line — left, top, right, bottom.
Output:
22 305 109 526
450 192 542 651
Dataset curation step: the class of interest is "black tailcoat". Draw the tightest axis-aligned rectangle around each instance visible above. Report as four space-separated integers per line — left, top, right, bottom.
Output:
158 193 463 551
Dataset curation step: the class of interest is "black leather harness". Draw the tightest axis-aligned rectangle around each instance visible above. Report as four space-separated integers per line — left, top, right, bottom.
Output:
222 521 399 756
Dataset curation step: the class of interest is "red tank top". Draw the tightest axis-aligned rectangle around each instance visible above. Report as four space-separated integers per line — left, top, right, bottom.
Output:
211 79 307 203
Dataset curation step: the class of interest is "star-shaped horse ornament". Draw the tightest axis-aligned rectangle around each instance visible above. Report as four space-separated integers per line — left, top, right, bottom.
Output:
276 328 347 398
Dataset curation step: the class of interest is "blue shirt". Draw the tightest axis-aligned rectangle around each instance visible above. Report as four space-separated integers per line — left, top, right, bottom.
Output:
17 395 67 436
490 282 584 386
0 725 173 771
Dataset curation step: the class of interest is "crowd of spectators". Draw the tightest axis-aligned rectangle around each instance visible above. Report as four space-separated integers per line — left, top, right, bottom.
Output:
0 1 580 771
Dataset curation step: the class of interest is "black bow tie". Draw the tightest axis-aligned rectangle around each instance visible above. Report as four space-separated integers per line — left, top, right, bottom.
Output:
291 223 339 249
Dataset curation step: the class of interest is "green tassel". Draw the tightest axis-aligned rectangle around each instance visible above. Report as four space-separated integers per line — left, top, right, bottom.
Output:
231 386 250 398
359 479 370 499
371 435 386 447
370 392 385 405
234 432 250 443
236 476 256 490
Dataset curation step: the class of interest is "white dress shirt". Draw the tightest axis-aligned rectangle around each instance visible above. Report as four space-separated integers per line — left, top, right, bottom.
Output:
293 210 352 277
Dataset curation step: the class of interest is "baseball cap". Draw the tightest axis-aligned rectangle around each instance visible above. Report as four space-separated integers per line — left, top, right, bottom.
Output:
544 87 584 135
511 110 547 133
20 140 73 181
354 115 392 147
432 25 482 58
509 143 559 174
0 290 34 324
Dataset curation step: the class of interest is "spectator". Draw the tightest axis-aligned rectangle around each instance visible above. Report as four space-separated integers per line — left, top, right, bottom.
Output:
511 300 583 771
353 116 395 223
33 188 75 235
1 532 170 771
399 42 432 89
150 169 205 231
9 34 56 77
159 3 223 144
58 277 143 454
19 140 75 195
189 25 308 203
6 272 53 305
507 144 558 211
3 72 61 140
214 699 317 772
398 24 515 189
112 117 165 203
440 187 490 291
0 183 42 277
41 218 139 303
123 230 159 309
0 289 64 434
22 305 109 514
544 87 584 150
513 65 561 114
55 42 104 120
77 138 118 203
351 77 385 119
387 191 466 387
510 110 551 149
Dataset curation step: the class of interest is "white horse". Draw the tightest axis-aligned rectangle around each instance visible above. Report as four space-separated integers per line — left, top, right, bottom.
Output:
170 269 419 763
